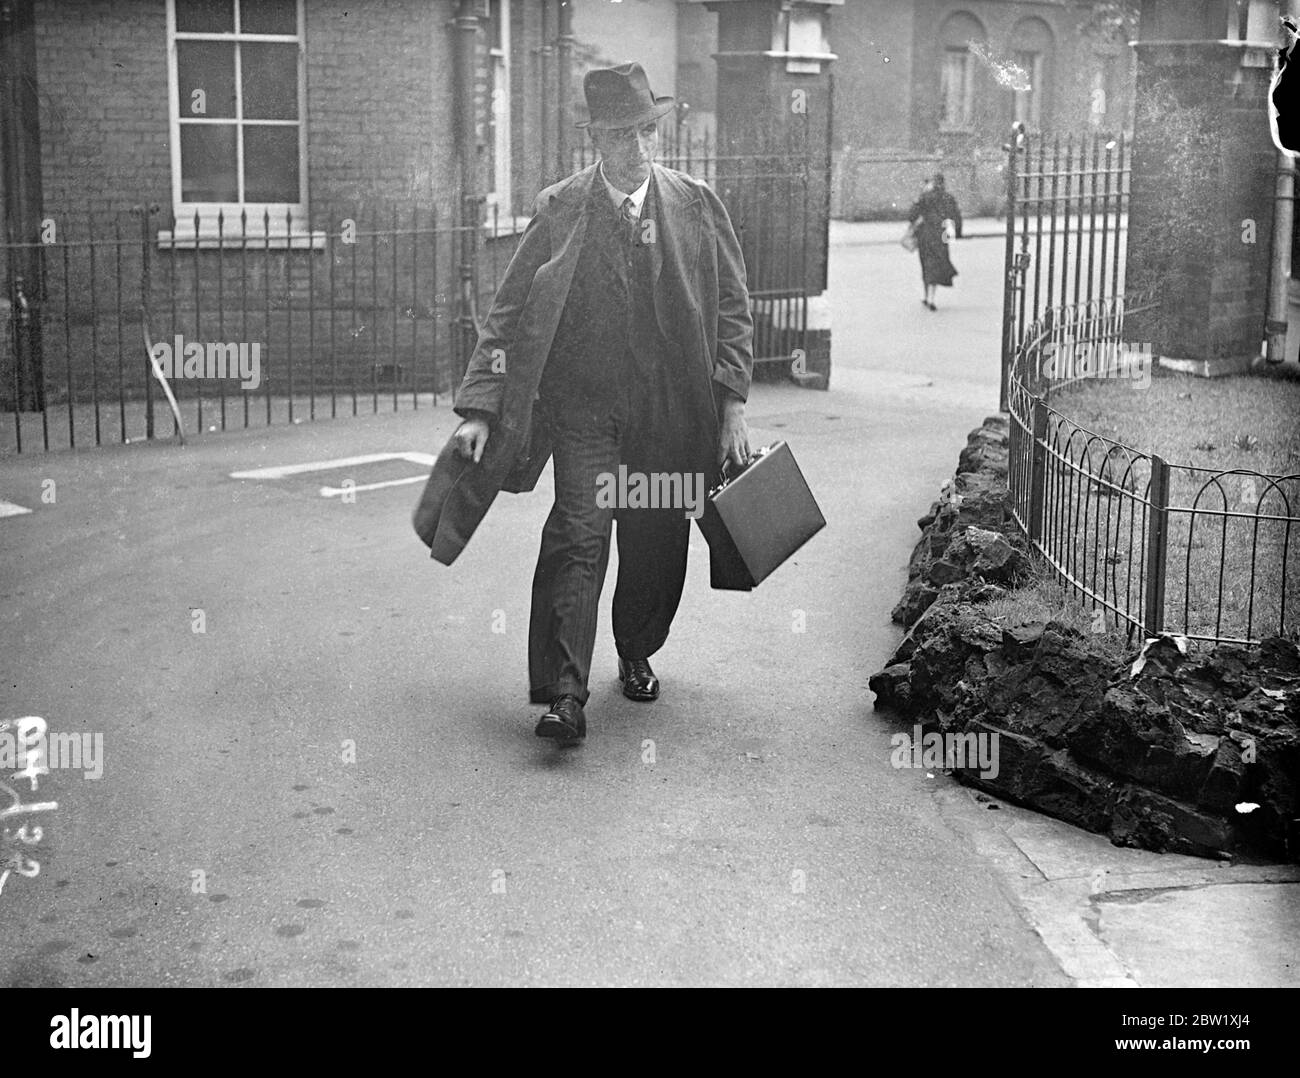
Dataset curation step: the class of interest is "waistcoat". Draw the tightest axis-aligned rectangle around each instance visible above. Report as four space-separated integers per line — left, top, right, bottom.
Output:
539 176 675 408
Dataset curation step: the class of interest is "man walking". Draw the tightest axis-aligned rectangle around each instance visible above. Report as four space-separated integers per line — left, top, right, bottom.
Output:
432 62 754 744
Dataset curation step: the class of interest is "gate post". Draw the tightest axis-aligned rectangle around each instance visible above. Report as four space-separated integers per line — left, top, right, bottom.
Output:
1127 4 1282 376
999 122 1023 414
1143 454 1170 637
699 0 838 386
1027 395 1048 546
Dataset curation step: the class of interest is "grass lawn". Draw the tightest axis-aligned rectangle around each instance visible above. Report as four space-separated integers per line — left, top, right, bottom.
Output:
1039 366 1300 644
982 557 1134 661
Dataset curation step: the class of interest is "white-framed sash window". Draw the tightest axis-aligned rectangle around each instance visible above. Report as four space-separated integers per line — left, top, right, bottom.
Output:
940 47 975 130
164 0 315 246
938 12 986 134
485 0 513 224
1013 51 1044 130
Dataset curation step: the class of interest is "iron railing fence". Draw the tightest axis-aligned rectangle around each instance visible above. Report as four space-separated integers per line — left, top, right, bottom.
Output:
1007 293 1299 647
3 125 821 454
4 150 816 453
1 203 482 454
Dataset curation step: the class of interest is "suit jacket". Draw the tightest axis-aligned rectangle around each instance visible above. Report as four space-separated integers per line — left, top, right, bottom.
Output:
414 162 755 565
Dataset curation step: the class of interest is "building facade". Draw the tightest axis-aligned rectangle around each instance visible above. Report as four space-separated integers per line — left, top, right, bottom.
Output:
0 0 697 427
0 0 837 445
832 1 1138 218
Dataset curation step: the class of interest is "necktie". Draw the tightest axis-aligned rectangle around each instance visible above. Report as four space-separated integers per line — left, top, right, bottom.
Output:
620 196 639 245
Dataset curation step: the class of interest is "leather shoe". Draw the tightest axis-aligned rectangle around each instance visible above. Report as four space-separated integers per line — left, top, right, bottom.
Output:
535 694 586 742
618 657 660 701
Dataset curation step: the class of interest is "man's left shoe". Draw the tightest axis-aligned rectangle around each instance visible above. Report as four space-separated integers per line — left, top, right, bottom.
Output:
535 693 586 742
618 657 660 701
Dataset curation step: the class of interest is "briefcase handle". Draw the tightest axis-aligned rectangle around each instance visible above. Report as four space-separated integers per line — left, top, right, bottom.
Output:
712 442 776 496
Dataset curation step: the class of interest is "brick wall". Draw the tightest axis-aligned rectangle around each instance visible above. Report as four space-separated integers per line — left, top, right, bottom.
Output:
304 0 457 210
6 0 470 407
32 0 459 218
832 0 915 151
34 0 172 213
832 145 1007 220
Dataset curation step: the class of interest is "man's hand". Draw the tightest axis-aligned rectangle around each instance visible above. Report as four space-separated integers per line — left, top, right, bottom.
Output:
453 417 491 463
717 397 751 469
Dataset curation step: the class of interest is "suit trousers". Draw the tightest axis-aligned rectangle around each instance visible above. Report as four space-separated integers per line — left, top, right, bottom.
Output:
527 381 693 706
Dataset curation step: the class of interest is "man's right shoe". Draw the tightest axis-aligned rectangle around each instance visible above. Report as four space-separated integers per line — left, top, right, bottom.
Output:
618 657 660 701
535 693 586 742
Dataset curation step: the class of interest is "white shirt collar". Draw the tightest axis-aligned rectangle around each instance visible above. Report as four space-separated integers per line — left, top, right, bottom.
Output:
599 162 650 216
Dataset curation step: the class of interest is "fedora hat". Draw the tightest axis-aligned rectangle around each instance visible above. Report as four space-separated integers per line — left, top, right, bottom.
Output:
576 62 674 130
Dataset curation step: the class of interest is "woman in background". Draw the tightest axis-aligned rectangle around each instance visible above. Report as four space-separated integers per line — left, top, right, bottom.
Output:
908 173 963 310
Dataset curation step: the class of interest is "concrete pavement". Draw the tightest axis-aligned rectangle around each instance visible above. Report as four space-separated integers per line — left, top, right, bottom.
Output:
0 226 1294 987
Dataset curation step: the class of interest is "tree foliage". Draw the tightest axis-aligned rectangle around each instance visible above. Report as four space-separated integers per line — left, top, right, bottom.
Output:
1078 0 1141 41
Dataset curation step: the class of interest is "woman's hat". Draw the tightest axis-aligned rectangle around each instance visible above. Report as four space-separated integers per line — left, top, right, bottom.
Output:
576 62 675 130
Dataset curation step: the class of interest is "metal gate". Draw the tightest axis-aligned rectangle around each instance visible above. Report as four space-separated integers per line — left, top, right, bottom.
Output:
1000 123 1133 409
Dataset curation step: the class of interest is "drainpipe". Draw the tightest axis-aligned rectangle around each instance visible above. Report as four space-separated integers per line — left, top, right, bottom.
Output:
540 1 554 187
454 0 481 213
1266 153 1294 364
1267 2 1300 364
453 0 482 381
557 0 574 179
1 0 46 411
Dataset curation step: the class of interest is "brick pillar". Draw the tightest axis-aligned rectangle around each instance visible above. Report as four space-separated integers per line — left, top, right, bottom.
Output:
697 0 839 388
1125 1 1284 376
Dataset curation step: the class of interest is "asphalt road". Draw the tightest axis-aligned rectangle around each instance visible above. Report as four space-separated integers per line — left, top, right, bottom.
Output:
0 229 1074 986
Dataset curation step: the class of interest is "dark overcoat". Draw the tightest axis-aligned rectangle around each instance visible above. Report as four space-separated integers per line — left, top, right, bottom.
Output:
908 188 963 288
414 161 754 564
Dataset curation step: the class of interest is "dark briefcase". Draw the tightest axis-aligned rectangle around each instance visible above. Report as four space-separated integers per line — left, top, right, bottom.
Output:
695 440 825 591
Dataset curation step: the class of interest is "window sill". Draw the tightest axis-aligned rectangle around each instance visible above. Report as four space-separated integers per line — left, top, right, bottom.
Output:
158 228 327 250
481 215 532 238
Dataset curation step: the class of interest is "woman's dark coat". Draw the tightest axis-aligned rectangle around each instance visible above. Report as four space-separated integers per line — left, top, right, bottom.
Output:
909 188 963 288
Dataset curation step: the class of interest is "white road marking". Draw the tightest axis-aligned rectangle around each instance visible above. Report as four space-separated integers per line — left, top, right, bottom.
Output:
229 451 436 481
319 475 429 498
0 500 33 518
229 451 438 499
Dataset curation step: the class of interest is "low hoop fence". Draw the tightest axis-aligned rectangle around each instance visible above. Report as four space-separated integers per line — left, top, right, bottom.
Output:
1006 291 1298 646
